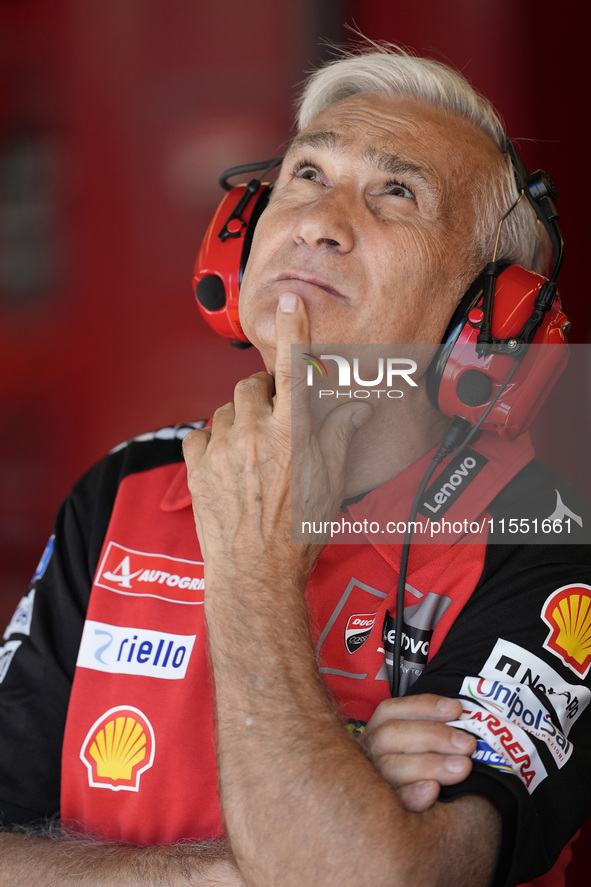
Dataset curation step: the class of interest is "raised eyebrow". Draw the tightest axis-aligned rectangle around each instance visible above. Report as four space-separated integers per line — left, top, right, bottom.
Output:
285 130 343 157
364 149 432 186
284 136 433 188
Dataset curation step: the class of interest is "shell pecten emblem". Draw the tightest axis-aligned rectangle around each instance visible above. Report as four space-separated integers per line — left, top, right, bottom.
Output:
80 706 155 791
542 584 591 678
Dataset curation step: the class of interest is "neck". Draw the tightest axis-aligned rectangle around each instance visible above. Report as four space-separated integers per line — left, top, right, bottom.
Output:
328 385 451 499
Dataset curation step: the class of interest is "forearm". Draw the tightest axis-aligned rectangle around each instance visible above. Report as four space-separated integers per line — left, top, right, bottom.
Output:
185 299 500 887
207 573 500 887
0 831 244 887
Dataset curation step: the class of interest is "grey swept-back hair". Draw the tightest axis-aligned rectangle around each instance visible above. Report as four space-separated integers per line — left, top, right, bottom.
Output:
296 44 549 274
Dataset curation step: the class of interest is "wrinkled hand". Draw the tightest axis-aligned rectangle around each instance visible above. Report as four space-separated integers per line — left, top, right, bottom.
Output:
182 293 371 591
361 695 476 813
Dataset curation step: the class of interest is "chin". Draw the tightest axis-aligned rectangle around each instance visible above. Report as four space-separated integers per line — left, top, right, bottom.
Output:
241 315 277 364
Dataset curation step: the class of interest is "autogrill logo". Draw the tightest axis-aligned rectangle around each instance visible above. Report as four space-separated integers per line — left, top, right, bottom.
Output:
95 542 205 604
77 620 196 679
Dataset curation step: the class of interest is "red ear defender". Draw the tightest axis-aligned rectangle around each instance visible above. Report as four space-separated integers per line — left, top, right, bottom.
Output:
427 265 570 439
193 182 271 345
193 159 282 346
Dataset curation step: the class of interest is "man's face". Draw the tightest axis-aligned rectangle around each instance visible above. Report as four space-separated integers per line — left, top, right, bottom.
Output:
238 92 504 368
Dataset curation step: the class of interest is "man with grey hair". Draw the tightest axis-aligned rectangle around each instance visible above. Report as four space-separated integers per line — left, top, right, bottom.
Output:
0 44 589 887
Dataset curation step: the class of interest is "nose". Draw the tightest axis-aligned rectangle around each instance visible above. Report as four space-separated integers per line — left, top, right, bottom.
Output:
292 186 355 252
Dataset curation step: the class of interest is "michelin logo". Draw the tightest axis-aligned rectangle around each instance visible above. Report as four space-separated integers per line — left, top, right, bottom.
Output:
77 620 196 679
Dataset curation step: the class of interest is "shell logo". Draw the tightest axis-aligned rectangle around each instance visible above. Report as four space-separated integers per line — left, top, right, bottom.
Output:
542 584 591 678
80 706 156 791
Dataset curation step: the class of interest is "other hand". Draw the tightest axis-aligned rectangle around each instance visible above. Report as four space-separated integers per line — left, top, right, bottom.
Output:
361 694 476 812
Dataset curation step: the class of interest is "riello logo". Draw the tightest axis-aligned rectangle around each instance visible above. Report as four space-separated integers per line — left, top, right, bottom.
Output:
304 353 418 400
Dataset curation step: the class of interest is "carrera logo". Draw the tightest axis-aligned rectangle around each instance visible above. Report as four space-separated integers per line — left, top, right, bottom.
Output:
80 705 155 792
95 542 205 604
452 702 547 792
345 613 376 654
77 620 196 679
542 584 591 678
418 449 488 519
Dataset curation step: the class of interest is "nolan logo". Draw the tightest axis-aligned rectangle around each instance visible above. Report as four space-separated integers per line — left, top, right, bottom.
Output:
80 705 155 792
76 620 196 679
345 613 376 654
95 542 205 604
419 449 488 519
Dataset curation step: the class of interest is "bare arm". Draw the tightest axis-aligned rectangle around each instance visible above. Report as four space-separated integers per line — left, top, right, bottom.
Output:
0 832 246 886
183 293 501 887
205 570 499 887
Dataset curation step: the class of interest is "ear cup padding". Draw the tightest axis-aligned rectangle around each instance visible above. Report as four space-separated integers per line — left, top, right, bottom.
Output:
455 369 493 406
195 274 227 311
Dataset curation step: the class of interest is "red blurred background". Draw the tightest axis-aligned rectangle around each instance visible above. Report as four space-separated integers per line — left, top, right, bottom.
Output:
1 1 589 879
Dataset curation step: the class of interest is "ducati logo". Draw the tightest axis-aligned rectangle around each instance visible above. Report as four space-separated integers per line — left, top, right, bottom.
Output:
345 613 376 654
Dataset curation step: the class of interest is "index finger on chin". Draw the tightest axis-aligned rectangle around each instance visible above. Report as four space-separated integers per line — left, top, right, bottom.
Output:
272 292 311 426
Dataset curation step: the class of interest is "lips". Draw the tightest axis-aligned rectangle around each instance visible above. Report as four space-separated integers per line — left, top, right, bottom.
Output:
275 272 348 301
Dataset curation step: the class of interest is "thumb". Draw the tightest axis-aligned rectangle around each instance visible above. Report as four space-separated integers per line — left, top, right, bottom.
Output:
317 401 372 488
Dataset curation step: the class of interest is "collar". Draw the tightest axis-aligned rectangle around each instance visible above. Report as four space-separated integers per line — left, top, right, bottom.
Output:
347 430 534 554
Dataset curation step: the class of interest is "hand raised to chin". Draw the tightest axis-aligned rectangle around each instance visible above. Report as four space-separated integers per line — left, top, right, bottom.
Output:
182 292 372 600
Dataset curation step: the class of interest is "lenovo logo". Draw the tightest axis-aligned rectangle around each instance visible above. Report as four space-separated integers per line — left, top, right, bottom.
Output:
419 449 488 519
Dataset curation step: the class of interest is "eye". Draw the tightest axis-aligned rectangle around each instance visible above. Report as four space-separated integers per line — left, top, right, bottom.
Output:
292 159 323 183
384 179 416 201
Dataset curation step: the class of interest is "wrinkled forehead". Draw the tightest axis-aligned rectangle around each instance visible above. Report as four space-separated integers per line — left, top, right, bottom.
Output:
286 93 504 181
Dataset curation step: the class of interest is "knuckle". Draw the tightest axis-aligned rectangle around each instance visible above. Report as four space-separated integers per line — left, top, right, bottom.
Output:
234 372 270 400
215 401 234 416
234 377 258 398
